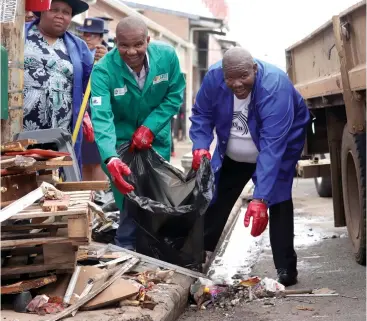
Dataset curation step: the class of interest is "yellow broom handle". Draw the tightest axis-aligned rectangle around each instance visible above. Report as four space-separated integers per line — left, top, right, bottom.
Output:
72 77 92 146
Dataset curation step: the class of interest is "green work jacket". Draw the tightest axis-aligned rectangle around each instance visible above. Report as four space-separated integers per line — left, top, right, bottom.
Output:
90 41 186 210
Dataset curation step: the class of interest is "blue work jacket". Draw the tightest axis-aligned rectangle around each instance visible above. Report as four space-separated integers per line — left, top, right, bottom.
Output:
25 20 93 172
190 59 311 205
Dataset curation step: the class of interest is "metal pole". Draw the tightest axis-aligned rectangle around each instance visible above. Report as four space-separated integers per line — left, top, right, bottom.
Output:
0 0 25 143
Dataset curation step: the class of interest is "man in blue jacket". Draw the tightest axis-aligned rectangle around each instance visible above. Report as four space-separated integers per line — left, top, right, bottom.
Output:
190 47 310 286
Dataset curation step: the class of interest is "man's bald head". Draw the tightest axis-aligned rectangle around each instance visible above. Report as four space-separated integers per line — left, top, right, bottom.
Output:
116 16 148 37
223 47 254 71
222 47 257 99
115 16 150 72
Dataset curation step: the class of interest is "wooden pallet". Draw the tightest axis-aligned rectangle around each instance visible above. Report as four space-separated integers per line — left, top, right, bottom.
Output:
1 191 93 277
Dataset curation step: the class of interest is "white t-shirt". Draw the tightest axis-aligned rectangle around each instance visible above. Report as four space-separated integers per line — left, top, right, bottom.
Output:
225 94 259 163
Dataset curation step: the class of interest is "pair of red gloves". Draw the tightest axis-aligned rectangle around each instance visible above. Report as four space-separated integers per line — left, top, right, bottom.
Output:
106 126 154 195
193 149 268 237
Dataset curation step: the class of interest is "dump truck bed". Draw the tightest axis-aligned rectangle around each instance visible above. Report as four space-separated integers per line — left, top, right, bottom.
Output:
286 1 366 102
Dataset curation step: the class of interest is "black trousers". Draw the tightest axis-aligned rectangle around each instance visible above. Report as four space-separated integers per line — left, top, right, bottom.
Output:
204 156 297 271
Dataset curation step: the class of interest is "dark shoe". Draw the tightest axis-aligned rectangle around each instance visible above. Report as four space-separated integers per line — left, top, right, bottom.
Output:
277 268 298 287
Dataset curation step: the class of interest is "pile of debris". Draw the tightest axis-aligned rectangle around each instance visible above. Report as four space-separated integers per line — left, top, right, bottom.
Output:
189 276 339 310
0 139 188 319
0 181 188 319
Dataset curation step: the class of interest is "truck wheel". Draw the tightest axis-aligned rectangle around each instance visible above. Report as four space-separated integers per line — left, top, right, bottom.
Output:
314 154 332 197
341 126 366 265
314 176 332 197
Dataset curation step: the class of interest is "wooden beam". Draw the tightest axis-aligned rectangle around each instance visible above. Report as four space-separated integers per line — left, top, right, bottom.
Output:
0 237 71 248
1 275 57 295
1 139 37 153
1 263 75 276
0 172 38 203
1 222 67 231
55 181 109 191
0 184 45 223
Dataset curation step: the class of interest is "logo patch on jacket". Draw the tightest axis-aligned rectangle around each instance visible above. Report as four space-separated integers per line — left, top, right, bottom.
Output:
91 97 101 106
114 86 127 96
153 73 168 85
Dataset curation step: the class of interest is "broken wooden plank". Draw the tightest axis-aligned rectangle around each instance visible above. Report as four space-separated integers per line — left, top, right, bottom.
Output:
55 181 109 192
0 182 66 223
0 237 71 248
7 209 88 220
0 155 36 169
1 275 57 295
6 159 73 173
46 257 140 321
43 243 76 265
1 231 51 240
42 195 70 212
0 182 47 223
1 139 38 153
1 263 75 276
4 149 69 158
0 172 38 204
1 222 67 232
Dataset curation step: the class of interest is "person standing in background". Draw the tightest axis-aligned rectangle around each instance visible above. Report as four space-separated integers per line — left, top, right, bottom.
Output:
77 17 108 180
24 0 93 173
95 16 115 51
25 11 37 23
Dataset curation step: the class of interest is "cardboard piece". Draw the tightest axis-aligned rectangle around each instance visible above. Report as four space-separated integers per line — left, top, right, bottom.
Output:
73 266 139 310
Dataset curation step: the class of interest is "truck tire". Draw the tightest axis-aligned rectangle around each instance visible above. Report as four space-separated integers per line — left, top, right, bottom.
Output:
341 126 366 265
314 154 332 197
314 177 332 197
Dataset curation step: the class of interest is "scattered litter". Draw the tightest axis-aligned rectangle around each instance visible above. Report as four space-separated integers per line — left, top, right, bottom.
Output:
131 268 175 290
120 287 158 310
26 295 64 315
296 305 315 311
312 288 336 295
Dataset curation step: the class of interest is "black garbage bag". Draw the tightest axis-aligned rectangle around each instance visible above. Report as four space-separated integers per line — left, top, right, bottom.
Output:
118 142 214 271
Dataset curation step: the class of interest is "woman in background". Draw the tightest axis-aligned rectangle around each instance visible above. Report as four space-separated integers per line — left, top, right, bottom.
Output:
24 0 93 173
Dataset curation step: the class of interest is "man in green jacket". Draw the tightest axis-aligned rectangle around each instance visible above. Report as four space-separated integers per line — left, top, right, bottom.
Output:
90 16 186 249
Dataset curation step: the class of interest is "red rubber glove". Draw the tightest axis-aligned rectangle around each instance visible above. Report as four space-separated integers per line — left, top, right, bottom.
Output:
244 200 269 237
82 112 94 143
192 149 211 171
129 126 154 152
106 158 134 195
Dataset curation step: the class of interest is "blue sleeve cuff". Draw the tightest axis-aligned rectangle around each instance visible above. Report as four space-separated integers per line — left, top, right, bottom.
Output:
192 141 211 152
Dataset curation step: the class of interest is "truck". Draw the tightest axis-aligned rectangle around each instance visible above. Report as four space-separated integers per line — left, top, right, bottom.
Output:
287 1 366 265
